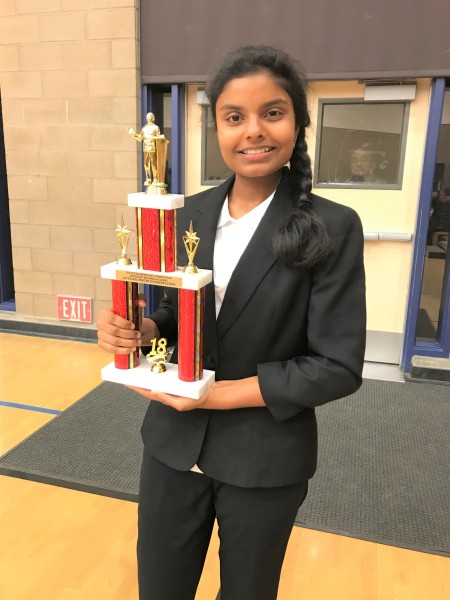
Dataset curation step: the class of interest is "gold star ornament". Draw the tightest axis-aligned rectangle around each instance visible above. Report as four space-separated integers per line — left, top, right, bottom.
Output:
182 221 200 274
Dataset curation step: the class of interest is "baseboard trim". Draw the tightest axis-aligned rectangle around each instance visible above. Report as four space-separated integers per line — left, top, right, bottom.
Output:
404 373 450 386
407 356 450 384
0 319 97 343
365 330 402 364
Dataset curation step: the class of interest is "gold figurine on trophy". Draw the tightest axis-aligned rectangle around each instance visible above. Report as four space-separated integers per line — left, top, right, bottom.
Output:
115 215 132 265
146 337 169 373
182 221 200 274
128 112 169 195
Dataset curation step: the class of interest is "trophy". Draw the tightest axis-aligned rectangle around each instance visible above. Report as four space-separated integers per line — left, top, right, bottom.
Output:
100 114 215 398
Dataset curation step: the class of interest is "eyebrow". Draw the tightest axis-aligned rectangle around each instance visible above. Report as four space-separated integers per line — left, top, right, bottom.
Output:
219 98 290 111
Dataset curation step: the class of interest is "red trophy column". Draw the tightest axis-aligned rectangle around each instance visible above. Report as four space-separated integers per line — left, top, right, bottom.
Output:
136 207 177 272
112 280 140 369
178 288 205 382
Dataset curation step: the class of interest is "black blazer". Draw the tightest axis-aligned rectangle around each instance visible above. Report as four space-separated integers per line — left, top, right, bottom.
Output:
141 173 366 488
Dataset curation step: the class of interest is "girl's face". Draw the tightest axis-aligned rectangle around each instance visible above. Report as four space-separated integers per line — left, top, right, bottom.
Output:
215 72 298 184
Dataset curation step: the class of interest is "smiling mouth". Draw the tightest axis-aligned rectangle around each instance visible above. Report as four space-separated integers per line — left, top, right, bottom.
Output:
239 147 275 155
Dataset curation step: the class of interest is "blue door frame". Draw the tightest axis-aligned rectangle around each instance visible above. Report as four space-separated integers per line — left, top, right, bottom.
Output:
401 79 450 371
0 92 15 310
141 84 185 315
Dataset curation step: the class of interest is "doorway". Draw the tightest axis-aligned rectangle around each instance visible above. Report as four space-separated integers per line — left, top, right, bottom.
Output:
141 84 185 315
402 80 450 371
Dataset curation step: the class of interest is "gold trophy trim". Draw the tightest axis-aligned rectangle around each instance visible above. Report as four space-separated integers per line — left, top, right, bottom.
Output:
182 221 200 274
195 290 202 380
115 216 132 266
127 283 136 368
159 209 166 271
136 207 144 268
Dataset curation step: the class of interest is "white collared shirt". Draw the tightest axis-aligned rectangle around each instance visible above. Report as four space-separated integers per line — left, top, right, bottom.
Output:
213 191 275 317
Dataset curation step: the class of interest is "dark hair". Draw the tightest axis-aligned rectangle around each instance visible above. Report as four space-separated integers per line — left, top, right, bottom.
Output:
207 45 331 267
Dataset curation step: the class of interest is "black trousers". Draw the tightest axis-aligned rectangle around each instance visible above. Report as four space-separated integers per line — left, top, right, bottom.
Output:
138 450 308 600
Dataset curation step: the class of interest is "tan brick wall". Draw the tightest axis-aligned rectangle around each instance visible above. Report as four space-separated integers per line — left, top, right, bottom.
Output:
1 1 140 323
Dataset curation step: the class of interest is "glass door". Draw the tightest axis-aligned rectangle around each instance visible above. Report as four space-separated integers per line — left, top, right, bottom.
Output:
402 80 450 370
415 158 450 344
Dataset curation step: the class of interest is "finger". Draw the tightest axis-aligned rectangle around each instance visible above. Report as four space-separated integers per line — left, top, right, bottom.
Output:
98 338 139 354
98 338 137 354
99 309 137 330
126 386 154 400
126 386 198 411
149 391 197 411
98 321 141 341
108 314 136 331
97 331 142 353
128 387 166 402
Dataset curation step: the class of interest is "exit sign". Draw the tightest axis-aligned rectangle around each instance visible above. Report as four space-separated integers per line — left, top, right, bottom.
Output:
57 295 92 323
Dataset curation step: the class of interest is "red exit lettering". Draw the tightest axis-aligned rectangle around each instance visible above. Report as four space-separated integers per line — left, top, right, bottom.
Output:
57 295 92 323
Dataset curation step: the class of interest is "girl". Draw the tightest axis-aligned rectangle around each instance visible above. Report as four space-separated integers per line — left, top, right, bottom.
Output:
97 45 366 600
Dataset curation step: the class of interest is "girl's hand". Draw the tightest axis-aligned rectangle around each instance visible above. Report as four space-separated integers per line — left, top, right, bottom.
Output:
97 296 158 355
126 377 266 411
126 386 211 411
97 308 141 355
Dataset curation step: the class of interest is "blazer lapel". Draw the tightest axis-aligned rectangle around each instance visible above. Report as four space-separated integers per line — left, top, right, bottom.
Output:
186 178 233 271
178 177 233 370
216 172 293 341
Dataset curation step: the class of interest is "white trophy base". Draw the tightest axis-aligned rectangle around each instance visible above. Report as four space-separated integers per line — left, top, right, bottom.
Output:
128 192 184 209
101 361 215 400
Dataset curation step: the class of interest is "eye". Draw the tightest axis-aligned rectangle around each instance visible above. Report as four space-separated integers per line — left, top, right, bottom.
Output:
226 113 242 123
266 109 283 119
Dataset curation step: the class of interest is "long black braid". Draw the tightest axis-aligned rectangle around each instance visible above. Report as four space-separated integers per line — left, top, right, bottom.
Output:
207 45 332 268
274 133 332 267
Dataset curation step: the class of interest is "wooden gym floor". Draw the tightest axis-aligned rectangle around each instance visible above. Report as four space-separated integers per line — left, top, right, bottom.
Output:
0 332 448 600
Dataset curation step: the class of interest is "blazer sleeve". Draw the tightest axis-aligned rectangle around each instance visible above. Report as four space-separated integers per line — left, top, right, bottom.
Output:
257 208 366 422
